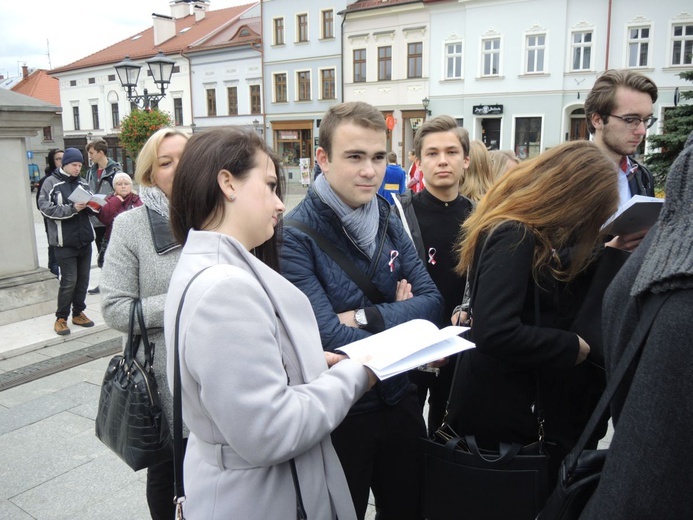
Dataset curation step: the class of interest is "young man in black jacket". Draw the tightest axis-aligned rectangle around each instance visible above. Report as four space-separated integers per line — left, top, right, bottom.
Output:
395 115 475 436
38 148 98 336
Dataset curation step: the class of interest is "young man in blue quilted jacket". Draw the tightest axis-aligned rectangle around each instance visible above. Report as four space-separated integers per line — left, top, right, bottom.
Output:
281 101 443 520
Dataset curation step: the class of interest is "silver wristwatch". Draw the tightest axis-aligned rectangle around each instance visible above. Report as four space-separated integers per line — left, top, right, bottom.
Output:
354 308 368 328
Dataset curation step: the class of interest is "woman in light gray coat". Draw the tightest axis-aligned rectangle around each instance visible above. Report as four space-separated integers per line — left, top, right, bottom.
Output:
164 128 375 520
100 127 189 520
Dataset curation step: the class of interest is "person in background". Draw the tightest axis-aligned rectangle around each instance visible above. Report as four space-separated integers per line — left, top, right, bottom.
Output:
100 127 188 520
38 148 97 336
489 149 519 181
459 139 494 202
97 171 142 250
584 69 658 251
393 115 475 436
407 149 425 193
281 101 443 520
580 132 693 519
85 138 121 294
377 151 406 204
37 148 64 277
450 141 620 494
164 127 375 519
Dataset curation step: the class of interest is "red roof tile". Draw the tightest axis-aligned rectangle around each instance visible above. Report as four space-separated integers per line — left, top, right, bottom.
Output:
50 3 257 74
11 69 61 106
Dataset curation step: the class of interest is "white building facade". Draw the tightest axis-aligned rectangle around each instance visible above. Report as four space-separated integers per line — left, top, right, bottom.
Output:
262 0 347 182
343 0 691 161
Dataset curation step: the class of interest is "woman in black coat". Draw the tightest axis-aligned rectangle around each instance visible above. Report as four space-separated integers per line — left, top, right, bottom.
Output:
449 141 620 483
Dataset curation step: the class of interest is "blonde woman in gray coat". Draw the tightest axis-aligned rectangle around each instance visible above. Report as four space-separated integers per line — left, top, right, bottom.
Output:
164 128 375 520
101 127 188 520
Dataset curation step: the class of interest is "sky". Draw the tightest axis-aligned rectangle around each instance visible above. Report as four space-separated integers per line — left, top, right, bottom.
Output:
0 0 250 79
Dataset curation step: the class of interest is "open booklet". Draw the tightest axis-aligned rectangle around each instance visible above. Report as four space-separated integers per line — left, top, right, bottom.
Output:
336 319 474 380
601 194 664 236
68 185 107 207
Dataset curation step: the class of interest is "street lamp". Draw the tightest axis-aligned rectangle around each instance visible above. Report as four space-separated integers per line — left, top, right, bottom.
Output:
253 119 261 134
422 97 432 116
114 52 175 109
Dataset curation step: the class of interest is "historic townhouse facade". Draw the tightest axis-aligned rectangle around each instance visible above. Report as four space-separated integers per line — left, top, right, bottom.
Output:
341 0 691 161
261 0 347 182
341 0 429 164
426 0 692 159
49 0 258 170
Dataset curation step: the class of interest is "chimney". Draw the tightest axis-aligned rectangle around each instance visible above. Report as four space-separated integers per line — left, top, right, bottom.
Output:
194 1 210 21
153 13 176 46
169 0 191 19
22 65 29 79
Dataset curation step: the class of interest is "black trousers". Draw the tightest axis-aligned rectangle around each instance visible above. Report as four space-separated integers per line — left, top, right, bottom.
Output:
54 245 92 319
146 438 188 520
330 388 425 520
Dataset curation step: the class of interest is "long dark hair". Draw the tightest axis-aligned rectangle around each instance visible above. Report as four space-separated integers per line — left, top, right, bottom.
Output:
170 128 285 271
45 148 63 175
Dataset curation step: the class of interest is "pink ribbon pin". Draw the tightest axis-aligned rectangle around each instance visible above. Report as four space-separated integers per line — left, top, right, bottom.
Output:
428 247 437 265
388 250 399 272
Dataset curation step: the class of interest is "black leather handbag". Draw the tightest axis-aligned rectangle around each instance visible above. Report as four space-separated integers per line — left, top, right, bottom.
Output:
538 292 671 519
95 299 173 471
421 422 549 520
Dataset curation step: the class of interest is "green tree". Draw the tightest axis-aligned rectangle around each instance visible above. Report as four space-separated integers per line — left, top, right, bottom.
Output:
118 108 174 161
646 70 693 190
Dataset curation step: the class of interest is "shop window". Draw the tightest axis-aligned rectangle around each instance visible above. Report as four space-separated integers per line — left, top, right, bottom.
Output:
514 117 542 160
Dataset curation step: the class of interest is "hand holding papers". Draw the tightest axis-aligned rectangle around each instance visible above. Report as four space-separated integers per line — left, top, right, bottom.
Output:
336 319 474 380
68 185 107 207
601 195 664 236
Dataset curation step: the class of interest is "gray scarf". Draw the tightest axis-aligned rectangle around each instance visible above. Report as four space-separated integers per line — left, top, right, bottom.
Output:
140 186 170 220
631 131 693 296
313 174 380 257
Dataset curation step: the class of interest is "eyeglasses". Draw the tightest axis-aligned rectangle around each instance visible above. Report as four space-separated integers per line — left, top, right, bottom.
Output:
607 114 658 130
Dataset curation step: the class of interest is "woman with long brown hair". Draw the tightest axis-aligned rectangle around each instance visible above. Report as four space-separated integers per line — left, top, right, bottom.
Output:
449 140 619 492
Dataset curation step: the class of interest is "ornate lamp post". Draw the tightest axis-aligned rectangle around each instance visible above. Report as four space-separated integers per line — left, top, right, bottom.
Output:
422 97 432 118
114 52 175 109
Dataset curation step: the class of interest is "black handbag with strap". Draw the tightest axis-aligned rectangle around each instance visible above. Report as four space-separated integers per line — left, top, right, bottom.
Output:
95 299 173 471
538 291 671 520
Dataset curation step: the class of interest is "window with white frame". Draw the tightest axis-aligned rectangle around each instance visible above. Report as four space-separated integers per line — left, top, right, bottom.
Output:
628 26 650 67
671 23 693 66
206 89 217 116
322 10 334 39
353 49 366 83
515 117 542 160
525 34 546 73
378 46 392 81
571 31 592 71
273 17 284 45
297 13 308 43
445 41 463 79
297 70 311 101
227 87 238 115
274 73 287 103
72 106 80 130
91 104 100 129
481 37 500 76
407 42 423 79
321 69 336 100
112 103 120 128
250 85 261 114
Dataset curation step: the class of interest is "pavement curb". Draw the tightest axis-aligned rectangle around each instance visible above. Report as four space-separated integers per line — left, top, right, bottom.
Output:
0 323 112 361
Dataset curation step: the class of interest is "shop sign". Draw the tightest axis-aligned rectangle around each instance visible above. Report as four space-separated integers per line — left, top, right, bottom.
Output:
473 104 503 115
279 130 299 140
